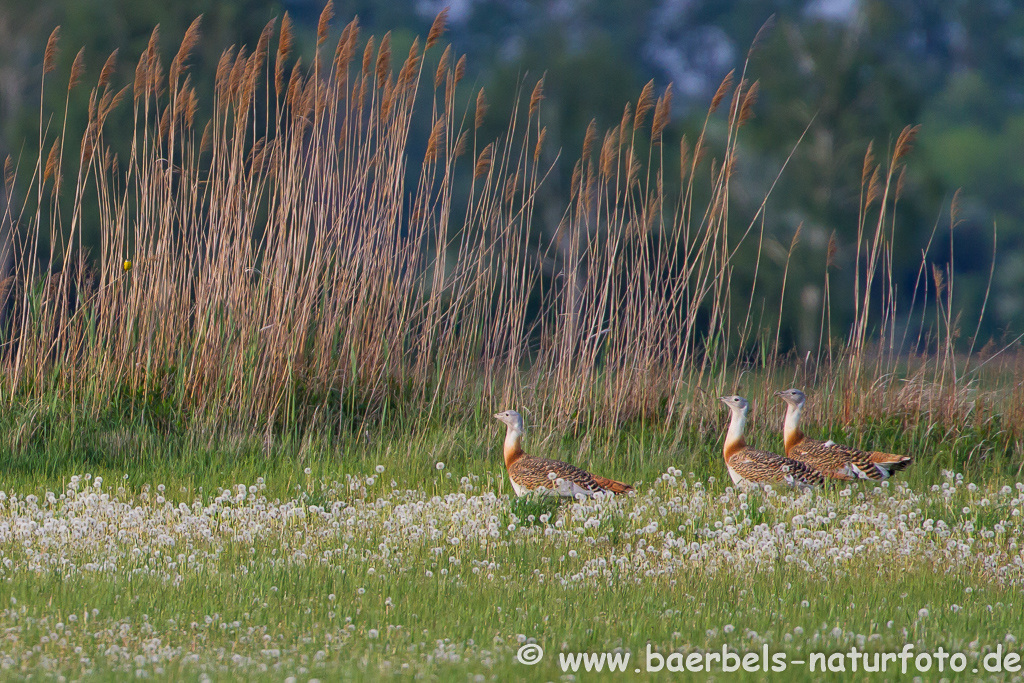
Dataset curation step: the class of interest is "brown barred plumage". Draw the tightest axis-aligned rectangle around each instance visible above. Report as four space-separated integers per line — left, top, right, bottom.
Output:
493 410 633 498
726 444 834 487
776 389 913 481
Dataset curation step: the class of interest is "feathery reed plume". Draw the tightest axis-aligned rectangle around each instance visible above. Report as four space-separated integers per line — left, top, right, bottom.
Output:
619 102 631 143
380 73 396 121
894 124 920 163
582 119 598 160
710 69 734 113
317 0 334 47
145 26 162 96
826 231 838 268
739 80 759 125
182 82 198 126
599 127 617 179
79 137 93 168
475 143 492 178
214 47 234 99
170 15 202 85
3 156 12 190
200 121 212 154
133 50 149 100
334 19 357 87
932 263 945 296
44 140 60 182
357 74 368 111
748 14 776 56
228 46 247 100
361 36 375 77
454 129 468 158
534 126 547 163
692 138 706 168
286 59 304 109
861 141 875 186
475 88 487 130
571 159 582 195
397 38 419 93
424 115 446 163
68 48 86 91
98 49 118 90
43 27 60 75
252 20 274 78
895 165 907 201
434 44 451 89
626 147 640 187
97 85 129 127
454 55 466 84
158 105 170 140
728 78 745 120
376 32 392 89
427 7 449 50
950 188 961 227
633 79 654 131
529 75 545 118
504 172 517 204
276 13 293 94
865 165 882 207
651 83 672 142
110 84 129 116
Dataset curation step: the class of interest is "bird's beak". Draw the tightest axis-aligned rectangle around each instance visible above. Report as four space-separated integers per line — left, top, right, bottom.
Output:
718 396 728 403
773 390 783 397
493 413 502 420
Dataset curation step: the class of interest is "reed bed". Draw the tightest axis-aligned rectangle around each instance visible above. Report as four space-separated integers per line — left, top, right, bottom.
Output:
0 7 1010 438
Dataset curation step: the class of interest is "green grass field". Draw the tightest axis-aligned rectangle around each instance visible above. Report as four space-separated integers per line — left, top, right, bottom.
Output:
2 410 1023 682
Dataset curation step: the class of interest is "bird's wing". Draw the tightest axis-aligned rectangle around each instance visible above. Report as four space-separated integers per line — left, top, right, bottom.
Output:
508 457 605 494
732 447 839 486
792 438 901 480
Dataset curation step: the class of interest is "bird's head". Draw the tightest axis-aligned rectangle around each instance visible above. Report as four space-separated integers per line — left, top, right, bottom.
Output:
493 409 524 432
774 388 806 408
719 395 749 413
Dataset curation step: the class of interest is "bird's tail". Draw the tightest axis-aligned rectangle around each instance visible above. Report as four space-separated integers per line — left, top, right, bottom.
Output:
869 451 913 474
592 475 634 495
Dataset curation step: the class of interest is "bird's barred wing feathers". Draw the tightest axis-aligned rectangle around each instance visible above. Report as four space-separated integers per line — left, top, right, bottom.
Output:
794 438 912 480
733 447 843 486
508 457 605 492
791 438 884 480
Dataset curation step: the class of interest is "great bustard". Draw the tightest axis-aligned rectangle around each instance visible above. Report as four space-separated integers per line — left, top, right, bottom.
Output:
775 388 912 481
493 410 633 498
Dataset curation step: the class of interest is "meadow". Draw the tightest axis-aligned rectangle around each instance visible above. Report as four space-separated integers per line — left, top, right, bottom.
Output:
1 414 1024 681
1 5 1024 681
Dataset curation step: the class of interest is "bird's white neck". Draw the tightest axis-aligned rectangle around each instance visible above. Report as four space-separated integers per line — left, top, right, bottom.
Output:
503 425 524 466
782 402 805 453
724 406 747 455
783 402 802 435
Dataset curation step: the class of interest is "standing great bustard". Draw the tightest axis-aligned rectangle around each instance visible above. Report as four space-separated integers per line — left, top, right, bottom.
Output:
719 396 839 488
493 410 633 498
775 388 912 480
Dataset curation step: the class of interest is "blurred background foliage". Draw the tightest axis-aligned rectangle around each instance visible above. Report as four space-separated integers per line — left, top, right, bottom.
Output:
1 0 1022 352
